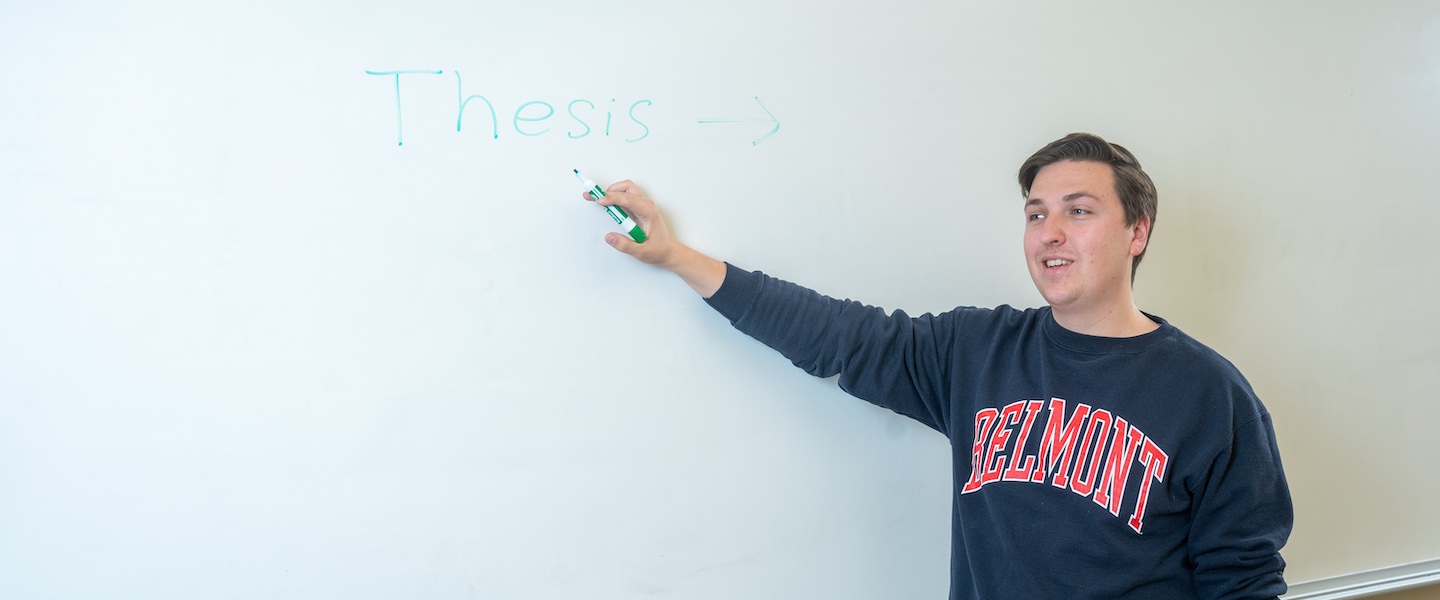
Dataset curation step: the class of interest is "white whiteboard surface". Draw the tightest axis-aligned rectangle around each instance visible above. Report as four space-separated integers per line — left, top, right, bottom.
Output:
3 1 1439 597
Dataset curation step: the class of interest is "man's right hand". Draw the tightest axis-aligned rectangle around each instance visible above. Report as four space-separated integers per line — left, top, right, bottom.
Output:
584 179 727 298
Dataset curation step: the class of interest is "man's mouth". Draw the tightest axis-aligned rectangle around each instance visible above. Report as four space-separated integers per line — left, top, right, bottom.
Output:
1045 259 1072 268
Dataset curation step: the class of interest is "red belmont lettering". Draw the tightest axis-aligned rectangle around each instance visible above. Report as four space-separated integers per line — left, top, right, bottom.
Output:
1031 398 1091 488
1068 409 1112 497
962 397 1170 535
1128 437 1169 533
1096 416 1145 517
961 408 1000 493
981 402 1025 485
1001 400 1045 482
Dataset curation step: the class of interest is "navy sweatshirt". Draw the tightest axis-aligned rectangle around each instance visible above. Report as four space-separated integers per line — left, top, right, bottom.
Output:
705 265 1292 600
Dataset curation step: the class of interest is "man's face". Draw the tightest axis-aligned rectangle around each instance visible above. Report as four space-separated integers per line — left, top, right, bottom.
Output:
1024 160 1149 316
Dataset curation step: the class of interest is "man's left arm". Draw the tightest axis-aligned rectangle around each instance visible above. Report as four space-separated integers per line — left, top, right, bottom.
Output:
1189 410 1294 600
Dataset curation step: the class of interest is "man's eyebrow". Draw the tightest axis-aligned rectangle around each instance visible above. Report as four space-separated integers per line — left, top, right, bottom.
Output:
1026 192 1096 206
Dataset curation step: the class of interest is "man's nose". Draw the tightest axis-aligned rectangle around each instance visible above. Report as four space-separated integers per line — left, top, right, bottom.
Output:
1041 217 1065 245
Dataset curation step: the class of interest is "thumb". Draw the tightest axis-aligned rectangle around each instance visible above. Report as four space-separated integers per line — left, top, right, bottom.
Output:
606 232 638 255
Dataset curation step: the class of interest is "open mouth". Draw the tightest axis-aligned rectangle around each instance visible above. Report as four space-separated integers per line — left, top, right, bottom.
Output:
1044 259 1072 268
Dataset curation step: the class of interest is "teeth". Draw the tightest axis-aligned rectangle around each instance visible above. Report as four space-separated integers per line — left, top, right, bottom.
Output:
1045 259 1071 267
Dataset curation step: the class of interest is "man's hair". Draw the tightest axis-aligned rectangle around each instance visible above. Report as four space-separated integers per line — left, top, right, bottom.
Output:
1017 133 1158 278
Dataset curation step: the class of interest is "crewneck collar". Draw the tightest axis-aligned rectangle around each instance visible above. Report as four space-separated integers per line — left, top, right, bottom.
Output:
1040 306 1173 355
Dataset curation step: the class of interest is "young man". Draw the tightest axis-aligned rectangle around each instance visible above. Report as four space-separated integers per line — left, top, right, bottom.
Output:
588 133 1292 599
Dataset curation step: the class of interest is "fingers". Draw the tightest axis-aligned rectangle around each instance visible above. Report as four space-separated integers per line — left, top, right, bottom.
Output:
579 179 645 202
605 179 644 195
596 187 658 224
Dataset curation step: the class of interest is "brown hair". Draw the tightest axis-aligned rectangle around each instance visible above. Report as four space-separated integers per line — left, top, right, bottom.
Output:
1018 133 1158 278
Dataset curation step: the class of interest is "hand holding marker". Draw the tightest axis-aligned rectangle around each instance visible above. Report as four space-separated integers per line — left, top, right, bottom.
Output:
575 170 647 243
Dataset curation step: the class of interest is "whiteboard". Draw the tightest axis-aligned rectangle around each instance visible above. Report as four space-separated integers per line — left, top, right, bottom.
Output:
3 1 1439 597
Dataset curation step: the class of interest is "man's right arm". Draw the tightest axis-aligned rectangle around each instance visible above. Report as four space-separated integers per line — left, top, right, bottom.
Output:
588 180 956 432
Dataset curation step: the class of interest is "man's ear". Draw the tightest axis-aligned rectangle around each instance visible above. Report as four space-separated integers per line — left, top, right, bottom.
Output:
1130 216 1152 257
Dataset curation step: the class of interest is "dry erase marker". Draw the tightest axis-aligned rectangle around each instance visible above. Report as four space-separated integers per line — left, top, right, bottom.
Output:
574 169 647 243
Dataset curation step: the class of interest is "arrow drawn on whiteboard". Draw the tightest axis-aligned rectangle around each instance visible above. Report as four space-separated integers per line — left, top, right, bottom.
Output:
697 96 780 145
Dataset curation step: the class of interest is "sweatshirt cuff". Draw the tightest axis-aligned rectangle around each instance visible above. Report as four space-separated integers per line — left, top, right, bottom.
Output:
704 262 762 323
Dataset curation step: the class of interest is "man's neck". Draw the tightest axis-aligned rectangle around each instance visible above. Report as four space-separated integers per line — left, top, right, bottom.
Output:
1051 303 1159 338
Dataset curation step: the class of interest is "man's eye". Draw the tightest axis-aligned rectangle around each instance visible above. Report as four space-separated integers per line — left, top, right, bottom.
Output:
1071 208 1090 216
1028 213 1045 221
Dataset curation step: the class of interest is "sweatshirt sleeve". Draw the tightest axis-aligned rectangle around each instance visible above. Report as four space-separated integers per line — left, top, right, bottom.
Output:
1188 409 1294 600
705 263 957 433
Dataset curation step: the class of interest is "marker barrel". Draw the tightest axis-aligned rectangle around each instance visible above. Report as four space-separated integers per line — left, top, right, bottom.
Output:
604 205 648 243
